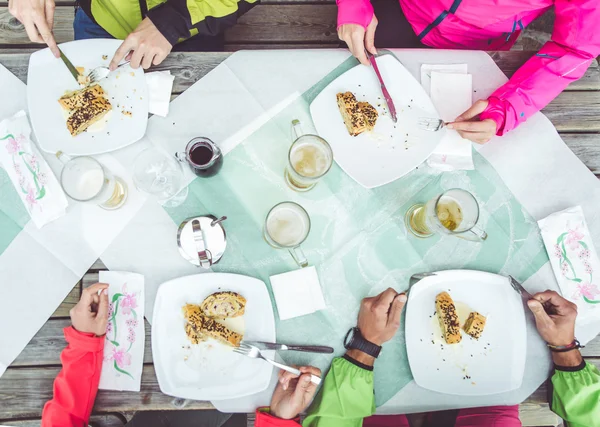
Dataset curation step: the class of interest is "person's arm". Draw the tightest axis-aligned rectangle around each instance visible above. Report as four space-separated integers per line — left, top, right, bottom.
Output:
41 283 110 427
336 0 377 65
479 0 600 135
551 350 600 427
527 290 600 427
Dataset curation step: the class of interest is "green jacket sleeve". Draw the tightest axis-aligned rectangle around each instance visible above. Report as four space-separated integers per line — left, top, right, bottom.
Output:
146 0 257 45
302 357 375 427
551 362 600 427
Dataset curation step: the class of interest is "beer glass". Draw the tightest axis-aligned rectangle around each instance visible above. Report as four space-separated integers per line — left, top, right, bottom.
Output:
57 152 127 210
405 188 487 241
284 120 333 192
263 201 311 267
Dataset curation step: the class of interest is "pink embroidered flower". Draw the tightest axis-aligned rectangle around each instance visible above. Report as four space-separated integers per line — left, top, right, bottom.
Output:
127 328 136 343
107 303 114 318
25 186 37 208
106 321 113 335
573 281 600 300
578 249 591 260
13 163 22 176
126 318 138 328
5 137 21 155
37 171 48 186
553 244 562 258
121 292 138 315
584 261 593 275
28 154 38 171
18 175 26 189
110 347 132 368
561 262 569 276
565 227 584 251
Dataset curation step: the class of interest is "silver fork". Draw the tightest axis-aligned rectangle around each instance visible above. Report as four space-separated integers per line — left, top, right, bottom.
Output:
233 343 322 385
87 60 131 84
418 117 447 132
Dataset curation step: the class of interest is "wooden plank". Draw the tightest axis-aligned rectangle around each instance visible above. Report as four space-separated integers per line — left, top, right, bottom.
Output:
581 335 600 357
6 414 126 427
544 92 600 132
91 258 108 270
12 318 154 366
561 133 600 176
51 282 80 318
0 365 214 419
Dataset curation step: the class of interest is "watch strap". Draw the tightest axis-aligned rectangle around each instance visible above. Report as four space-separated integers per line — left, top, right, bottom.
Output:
344 327 382 358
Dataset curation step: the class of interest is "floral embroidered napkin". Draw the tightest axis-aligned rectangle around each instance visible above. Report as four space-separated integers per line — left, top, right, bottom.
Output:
0 110 68 228
538 206 600 343
98 271 145 392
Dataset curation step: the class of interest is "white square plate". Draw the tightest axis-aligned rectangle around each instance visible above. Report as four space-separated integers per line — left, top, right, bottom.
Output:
405 270 527 395
27 39 148 156
310 54 442 188
152 273 276 401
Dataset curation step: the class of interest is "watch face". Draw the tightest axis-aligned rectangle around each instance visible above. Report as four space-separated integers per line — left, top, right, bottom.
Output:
344 327 357 348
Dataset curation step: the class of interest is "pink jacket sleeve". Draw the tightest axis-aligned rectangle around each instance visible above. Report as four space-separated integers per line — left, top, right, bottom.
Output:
481 0 600 135
336 0 374 29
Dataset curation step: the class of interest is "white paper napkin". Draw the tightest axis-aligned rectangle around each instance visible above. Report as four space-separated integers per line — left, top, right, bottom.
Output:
98 271 145 391
538 206 600 344
420 64 468 96
270 266 326 321
0 110 68 228
145 71 174 117
423 69 474 171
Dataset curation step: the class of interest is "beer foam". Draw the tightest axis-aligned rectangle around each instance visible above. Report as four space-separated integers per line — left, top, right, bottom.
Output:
290 140 329 178
267 206 308 247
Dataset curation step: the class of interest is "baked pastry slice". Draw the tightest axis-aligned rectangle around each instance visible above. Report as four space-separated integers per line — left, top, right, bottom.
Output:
59 84 107 111
66 95 112 136
358 101 378 131
463 311 486 339
337 92 368 136
183 304 243 347
200 292 246 319
436 292 462 344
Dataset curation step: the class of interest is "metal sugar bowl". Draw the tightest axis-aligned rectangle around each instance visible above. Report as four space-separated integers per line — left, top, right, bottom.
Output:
177 215 227 268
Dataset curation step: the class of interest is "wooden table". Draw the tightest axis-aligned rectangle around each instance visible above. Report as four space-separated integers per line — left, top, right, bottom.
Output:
0 50 599 427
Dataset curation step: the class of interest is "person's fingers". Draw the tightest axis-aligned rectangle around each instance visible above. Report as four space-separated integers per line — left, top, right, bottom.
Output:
23 18 43 43
81 283 109 305
364 19 377 55
45 0 55 29
387 293 407 328
33 16 59 57
350 33 369 66
299 366 322 377
453 99 489 122
447 121 489 132
97 288 109 320
129 47 145 69
527 299 555 329
110 39 135 70
152 52 167 66
374 288 399 311
141 52 155 70
279 370 300 383
291 374 313 401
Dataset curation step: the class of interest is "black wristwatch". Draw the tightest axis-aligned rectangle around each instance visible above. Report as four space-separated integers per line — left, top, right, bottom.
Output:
344 327 382 358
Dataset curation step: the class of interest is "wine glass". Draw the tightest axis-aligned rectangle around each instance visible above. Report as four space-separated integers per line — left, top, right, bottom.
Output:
133 147 189 208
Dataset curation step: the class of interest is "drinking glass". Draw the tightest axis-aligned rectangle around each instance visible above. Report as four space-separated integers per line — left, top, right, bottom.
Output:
284 120 333 192
263 201 311 267
176 137 223 177
133 147 189 208
57 152 127 210
405 188 487 241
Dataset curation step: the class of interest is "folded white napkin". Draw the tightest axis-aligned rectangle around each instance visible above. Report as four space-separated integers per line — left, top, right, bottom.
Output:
420 64 468 97
145 71 174 117
538 206 600 344
270 266 326 321
0 111 68 228
421 66 474 171
98 271 145 392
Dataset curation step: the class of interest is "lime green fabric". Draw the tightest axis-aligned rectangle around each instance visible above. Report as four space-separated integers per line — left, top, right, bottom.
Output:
552 362 600 427
163 56 549 406
0 168 30 254
303 358 375 427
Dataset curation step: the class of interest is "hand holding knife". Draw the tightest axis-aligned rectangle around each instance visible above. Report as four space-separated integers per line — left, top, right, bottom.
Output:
508 276 558 315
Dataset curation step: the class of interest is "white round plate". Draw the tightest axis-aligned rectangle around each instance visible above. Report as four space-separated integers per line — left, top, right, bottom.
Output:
405 270 527 396
27 39 148 156
152 273 276 401
309 54 442 189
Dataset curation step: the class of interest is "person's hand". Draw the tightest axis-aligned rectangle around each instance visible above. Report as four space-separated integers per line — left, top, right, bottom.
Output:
110 17 172 71
8 0 59 57
70 282 110 336
337 15 378 66
447 99 497 144
527 290 577 346
270 367 321 419
358 288 407 346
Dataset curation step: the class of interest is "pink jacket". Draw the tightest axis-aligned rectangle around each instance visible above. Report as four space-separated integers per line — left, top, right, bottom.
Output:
337 0 600 135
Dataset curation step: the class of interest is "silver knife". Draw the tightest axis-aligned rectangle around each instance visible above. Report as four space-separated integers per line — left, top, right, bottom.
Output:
367 53 397 123
242 341 334 354
508 275 557 315
58 48 81 83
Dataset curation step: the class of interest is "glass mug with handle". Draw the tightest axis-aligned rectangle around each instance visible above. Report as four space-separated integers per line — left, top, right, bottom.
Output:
176 137 223 178
284 120 333 192
264 201 311 267
57 151 128 210
405 188 488 241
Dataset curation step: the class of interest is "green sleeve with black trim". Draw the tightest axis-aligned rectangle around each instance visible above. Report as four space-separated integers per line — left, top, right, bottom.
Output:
146 0 258 45
551 361 600 427
302 356 375 427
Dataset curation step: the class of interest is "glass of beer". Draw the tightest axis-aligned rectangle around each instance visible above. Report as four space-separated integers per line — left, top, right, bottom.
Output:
263 201 311 267
58 152 128 210
284 120 333 192
405 188 487 241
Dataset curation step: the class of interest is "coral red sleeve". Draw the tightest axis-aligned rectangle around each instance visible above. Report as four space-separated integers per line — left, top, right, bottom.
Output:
255 408 301 427
41 326 105 427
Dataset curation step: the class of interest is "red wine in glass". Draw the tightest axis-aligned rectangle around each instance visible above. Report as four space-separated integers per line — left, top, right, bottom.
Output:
177 137 223 177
